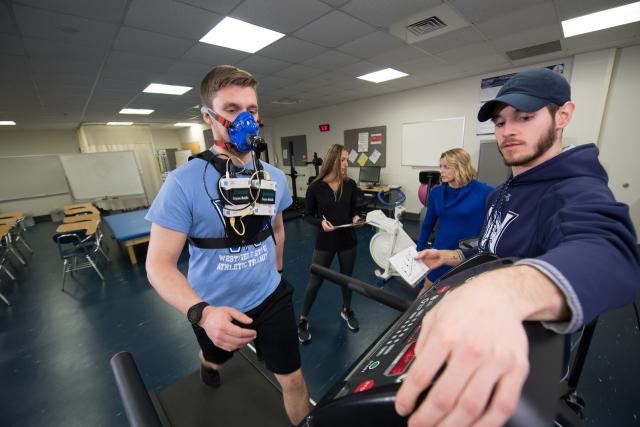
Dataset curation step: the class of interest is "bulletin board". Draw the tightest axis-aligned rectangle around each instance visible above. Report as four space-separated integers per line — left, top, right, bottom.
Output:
401 117 465 167
344 126 386 167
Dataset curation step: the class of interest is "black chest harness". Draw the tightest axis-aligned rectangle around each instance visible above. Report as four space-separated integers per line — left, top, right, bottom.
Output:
187 150 275 250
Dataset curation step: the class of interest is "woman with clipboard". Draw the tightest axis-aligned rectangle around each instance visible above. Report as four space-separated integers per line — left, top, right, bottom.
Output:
297 144 363 343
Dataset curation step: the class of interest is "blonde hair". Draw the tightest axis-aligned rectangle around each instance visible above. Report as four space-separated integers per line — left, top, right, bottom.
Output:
200 65 257 108
440 148 477 187
314 144 348 199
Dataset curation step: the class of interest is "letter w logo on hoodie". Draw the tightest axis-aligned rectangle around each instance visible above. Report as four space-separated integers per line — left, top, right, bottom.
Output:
480 206 519 253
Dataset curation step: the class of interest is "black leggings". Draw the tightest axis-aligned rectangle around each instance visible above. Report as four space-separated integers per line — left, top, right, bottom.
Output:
301 246 357 317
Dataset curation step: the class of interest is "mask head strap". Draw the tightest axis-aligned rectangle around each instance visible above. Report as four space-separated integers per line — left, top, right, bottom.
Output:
200 106 264 128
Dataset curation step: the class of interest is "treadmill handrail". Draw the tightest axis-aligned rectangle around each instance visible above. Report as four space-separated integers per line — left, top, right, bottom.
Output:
309 264 411 311
110 351 163 427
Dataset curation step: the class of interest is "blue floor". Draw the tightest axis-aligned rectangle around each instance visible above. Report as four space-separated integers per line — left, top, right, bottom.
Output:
0 217 638 426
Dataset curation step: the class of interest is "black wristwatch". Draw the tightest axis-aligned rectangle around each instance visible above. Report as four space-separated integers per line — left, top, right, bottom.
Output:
187 301 209 325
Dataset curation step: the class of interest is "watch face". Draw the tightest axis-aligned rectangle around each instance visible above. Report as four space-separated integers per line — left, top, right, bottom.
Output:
188 302 207 324
187 308 199 324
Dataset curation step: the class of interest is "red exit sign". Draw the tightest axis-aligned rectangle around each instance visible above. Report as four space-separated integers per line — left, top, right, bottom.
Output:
319 123 330 132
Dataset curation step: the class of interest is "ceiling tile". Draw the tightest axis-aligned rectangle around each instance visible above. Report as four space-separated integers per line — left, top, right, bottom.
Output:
14 5 119 48
490 24 563 53
368 46 428 67
450 0 548 24
182 43 249 65
114 27 195 59
337 31 407 59
16 0 129 23
562 23 640 54
125 0 223 40
177 0 244 15
554 0 634 20
259 75 299 90
103 51 175 80
274 64 325 80
0 34 26 56
301 50 360 70
1 2 18 35
474 1 557 40
236 55 291 75
412 26 486 54
258 37 328 63
231 0 331 34
22 37 107 60
341 0 441 27
293 10 376 48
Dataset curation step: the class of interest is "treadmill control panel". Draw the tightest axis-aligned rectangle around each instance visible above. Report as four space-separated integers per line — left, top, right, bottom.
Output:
334 284 455 399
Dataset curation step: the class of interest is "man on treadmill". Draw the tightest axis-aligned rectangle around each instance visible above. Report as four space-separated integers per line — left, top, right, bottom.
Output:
395 68 640 426
145 65 310 425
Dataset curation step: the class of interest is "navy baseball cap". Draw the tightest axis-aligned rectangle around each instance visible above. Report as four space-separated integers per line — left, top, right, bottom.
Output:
477 68 571 122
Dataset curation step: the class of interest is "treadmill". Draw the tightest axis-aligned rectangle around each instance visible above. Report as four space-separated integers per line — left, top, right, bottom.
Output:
111 254 576 427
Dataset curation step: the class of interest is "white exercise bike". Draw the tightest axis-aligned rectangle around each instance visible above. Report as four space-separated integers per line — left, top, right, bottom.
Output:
365 188 417 285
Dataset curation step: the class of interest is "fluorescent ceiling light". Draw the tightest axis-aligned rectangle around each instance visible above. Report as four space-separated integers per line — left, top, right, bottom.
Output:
143 83 192 95
174 123 198 127
119 108 154 115
357 68 409 83
107 122 133 125
199 17 284 53
562 1 640 37
0 121 16 125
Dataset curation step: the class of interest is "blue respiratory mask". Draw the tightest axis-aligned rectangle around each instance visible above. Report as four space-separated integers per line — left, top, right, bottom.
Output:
201 106 265 153
228 111 260 153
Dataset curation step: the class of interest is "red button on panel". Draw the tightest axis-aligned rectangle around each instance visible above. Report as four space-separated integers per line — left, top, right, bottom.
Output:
436 285 451 294
354 379 375 393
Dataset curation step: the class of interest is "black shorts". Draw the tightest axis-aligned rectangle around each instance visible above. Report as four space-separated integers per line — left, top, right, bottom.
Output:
191 279 301 375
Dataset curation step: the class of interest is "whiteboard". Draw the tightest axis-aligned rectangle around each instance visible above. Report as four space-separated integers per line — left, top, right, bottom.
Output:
0 155 69 201
59 151 145 199
401 117 465 167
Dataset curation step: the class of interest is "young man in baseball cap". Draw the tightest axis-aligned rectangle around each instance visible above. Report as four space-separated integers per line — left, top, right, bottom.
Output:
395 68 640 427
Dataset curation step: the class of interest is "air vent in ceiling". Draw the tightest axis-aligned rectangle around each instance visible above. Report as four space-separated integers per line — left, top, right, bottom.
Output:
506 41 562 60
389 3 469 44
406 16 447 36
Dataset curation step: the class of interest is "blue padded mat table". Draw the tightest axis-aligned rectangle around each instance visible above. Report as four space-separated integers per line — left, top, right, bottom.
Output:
103 209 150 265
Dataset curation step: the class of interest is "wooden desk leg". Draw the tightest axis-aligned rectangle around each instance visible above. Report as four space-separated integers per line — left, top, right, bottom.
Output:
126 244 138 265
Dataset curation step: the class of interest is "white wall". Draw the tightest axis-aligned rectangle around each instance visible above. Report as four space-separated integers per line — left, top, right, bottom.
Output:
176 124 206 152
151 129 183 150
0 130 79 215
598 45 640 237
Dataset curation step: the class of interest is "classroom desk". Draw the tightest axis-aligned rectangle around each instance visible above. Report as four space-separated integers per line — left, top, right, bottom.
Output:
63 213 101 223
359 184 392 194
0 218 19 227
63 203 95 211
103 209 150 265
64 206 99 216
0 224 10 239
56 220 99 236
358 184 401 216
0 211 25 220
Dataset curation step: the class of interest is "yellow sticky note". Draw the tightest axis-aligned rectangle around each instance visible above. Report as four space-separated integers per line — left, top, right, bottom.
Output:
357 153 369 167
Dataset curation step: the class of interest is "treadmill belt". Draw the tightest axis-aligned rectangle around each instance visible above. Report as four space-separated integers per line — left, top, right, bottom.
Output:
157 350 290 427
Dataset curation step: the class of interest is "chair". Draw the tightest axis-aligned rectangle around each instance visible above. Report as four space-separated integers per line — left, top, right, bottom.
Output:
0 233 15 306
53 231 104 291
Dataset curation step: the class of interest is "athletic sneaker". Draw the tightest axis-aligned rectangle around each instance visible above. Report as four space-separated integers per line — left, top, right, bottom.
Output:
341 309 360 330
200 364 221 388
298 319 311 343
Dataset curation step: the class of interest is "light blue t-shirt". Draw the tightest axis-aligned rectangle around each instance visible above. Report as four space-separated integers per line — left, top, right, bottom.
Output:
145 153 292 312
